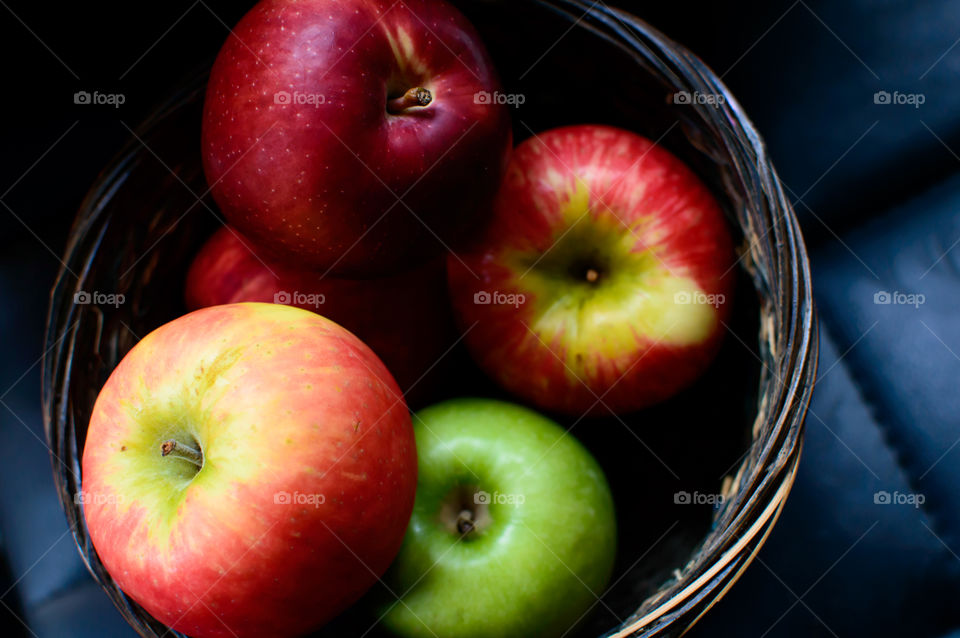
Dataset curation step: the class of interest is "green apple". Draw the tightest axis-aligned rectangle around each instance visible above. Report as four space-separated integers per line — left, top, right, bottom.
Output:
381 398 617 638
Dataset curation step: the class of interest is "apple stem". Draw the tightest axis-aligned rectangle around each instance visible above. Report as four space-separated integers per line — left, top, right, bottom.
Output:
585 268 600 283
161 439 203 468
456 509 475 536
387 87 432 113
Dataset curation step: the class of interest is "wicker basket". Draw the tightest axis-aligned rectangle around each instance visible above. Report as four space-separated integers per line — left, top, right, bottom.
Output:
41 1 817 636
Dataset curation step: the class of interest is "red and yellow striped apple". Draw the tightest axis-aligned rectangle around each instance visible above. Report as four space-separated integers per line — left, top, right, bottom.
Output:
184 226 456 406
81 303 417 638
447 125 734 416
202 0 512 276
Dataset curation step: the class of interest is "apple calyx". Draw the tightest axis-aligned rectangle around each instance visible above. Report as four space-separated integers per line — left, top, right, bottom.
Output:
453 504 488 538
456 509 476 535
160 439 203 468
387 87 433 114
440 485 491 538
568 256 606 285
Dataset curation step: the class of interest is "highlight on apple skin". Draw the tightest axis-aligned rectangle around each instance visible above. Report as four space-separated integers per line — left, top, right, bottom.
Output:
184 226 457 407
447 124 735 416
381 398 617 638
80 303 418 638
202 0 513 276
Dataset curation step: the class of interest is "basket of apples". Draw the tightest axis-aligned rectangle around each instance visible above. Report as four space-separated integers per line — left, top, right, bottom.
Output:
42 0 816 637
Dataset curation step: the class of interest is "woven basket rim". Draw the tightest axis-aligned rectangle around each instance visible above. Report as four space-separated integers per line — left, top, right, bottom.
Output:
41 2 818 636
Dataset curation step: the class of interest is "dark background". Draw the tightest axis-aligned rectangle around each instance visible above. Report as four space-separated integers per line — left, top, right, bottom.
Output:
3 0 960 636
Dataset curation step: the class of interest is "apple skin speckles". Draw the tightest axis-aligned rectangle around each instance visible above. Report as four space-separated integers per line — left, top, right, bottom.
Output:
82 303 417 638
447 125 735 416
202 0 512 277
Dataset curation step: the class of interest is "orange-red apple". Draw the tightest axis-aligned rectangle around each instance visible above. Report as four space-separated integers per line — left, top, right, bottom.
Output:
447 125 734 416
81 303 417 637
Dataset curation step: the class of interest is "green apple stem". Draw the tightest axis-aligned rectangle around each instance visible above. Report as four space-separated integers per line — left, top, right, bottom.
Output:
585 268 600 283
387 87 432 113
161 439 203 467
456 509 475 536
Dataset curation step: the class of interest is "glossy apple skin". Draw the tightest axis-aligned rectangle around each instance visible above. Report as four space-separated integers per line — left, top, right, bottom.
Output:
448 125 735 416
382 398 617 638
202 0 512 276
81 303 417 638
184 226 456 406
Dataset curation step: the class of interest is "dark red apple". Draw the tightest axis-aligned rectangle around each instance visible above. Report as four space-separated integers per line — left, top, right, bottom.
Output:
202 0 512 276
185 226 456 406
447 125 735 416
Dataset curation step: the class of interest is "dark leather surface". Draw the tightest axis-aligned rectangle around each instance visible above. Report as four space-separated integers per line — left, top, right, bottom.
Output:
3 0 960 636
692 191 960 633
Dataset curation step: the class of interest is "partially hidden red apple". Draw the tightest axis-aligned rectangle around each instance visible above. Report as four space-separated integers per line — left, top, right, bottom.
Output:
202 0 512 276
184 226 456 406
81 303 417 638
447 125 735 416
